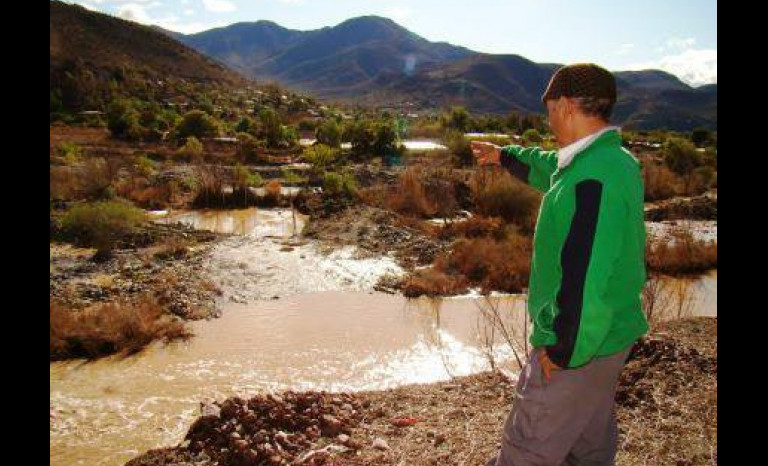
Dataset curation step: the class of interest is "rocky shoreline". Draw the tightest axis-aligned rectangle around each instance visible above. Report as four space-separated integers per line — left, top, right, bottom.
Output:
50 222 222 321
126 317 717 466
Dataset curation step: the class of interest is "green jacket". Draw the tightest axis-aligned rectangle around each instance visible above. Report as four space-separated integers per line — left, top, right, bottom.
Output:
500 129 648 368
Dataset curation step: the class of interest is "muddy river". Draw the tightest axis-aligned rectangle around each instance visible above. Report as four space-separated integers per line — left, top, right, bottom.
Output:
50 209 717 466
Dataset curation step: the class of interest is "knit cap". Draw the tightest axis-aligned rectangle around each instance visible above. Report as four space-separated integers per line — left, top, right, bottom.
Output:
541 63 617 103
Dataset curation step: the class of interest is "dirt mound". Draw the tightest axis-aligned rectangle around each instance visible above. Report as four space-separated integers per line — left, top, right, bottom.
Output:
617 336 717 410
128 392 369 466
645 193 717 221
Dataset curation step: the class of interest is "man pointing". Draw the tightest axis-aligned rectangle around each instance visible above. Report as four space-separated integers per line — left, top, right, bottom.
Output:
475 63 649 466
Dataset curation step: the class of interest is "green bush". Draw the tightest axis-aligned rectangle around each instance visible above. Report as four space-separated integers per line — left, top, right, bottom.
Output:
106 99 142 140
303 144 339 171
664 137 701 177
442 130 473 167
323 172 358 199
522 128 543 145
178 136 204 159
58 142 82 165
175 110 219 140
60 200 146 258
315 119 342 148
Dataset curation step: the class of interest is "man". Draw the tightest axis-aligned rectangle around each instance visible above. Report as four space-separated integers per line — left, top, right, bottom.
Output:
473 63 649 466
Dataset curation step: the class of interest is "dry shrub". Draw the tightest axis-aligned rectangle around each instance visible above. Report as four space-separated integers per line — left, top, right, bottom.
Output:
470 169 540 231
50 166 79 201
393 215 441 238
402 269 468 298
154 236 194 260
387 169 436 218
192 165 226 207
438 215 505 240
50 297 192 360
642 162 681 201
358 185 389 209
647 229 717 276
263 179 283 205
60 200 146 258
435 234 532 293
119 179 177 209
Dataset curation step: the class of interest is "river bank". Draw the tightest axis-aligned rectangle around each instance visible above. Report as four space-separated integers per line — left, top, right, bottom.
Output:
126 317 716 466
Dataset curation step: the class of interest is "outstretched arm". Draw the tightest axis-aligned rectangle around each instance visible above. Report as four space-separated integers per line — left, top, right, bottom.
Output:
471 141 558 193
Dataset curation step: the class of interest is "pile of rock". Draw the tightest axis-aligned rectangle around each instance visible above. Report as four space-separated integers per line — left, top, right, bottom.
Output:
179 391 369 465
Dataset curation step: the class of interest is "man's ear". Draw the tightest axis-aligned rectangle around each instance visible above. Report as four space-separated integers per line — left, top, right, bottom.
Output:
563 97 576 116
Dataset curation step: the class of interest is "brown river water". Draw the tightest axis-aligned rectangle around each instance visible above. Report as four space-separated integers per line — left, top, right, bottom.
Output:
50 208 717 466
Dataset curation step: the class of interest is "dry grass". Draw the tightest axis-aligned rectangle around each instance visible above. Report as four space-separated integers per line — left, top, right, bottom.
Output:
263 179 283 206
403 232 532 297
469 169 540 232
437 215 506 240
402 269 468 298
153 236 195 261
386 169 436 218
434 234 532 294
647 230 717 276
50 296 192 360
642 163 681 201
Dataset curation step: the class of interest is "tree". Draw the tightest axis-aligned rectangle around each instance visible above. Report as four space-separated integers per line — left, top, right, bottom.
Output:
106 99 141 140
178 136 204 160
664 137 701 177
236 133 264 163
315 119 342 148
175 110 219 140
442 106 471 133
506 111 522 132
372 121 400 156
235 116 257 135
691 127 712 147
522 129 542 145
303 144 339 173
344 120 375 159
259 108 283 148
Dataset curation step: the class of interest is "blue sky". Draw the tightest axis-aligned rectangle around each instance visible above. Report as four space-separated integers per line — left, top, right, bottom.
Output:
69 0 717 86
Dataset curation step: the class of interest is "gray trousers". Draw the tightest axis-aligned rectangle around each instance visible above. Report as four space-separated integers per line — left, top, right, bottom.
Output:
486 346 632 466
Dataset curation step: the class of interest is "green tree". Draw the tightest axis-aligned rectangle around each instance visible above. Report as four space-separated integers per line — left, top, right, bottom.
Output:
442 106 471 133
664 137 701 177
315 119 342 148
303 144 339 172
235 116 257 135
259 108 283 148
344 120 376 159
178 136 204 160
522 128 542 145
691 127 712 147
106 99 141 139
175 110 219 140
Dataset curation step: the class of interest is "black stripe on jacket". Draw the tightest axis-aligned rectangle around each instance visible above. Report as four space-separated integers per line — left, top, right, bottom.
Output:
547 179 603 368
499 149 530 184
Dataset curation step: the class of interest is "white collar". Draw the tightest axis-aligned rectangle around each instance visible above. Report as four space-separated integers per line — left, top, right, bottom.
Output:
557 126 621 169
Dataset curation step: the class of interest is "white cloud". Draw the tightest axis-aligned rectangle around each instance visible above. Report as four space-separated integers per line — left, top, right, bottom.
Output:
184 8 194 15
626 48 717 87
614 43 635 56
202 0 237 13
383 6 414 23
666 37 696 51
116 3 152 23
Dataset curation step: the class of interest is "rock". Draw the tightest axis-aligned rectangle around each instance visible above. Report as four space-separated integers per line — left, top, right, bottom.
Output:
200 401 220 418
372 438 390 451
434 433 447 446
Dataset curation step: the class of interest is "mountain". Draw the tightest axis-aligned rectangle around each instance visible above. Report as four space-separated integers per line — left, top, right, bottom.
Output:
177 17 715 130
50 0 247 110
180 16 473 94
